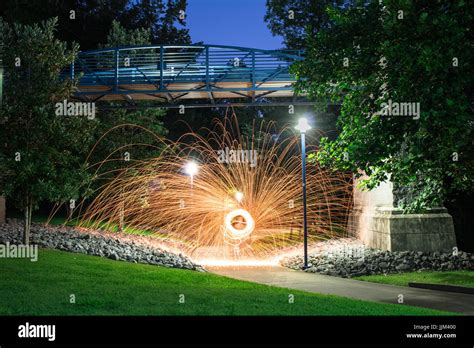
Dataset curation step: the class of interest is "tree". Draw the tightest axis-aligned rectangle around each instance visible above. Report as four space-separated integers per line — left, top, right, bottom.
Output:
89 21 168 185
0 18 97 243
121 0 190 44
162 100 322 144
292 1 474 212
0 0 190 50
89 108 168 183
264 0 351 50
101 20 152 48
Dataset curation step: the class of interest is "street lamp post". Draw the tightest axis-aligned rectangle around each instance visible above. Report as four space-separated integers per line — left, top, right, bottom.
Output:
296 118 311 269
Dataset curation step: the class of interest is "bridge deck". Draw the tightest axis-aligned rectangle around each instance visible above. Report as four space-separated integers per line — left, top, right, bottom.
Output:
68 44 303 104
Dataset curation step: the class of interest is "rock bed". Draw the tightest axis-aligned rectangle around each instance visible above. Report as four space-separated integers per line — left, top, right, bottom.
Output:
281 238 474 278
0 220 205 272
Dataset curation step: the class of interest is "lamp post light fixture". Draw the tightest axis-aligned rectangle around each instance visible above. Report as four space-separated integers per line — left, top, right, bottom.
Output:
295 117 311 269
184 160 199 189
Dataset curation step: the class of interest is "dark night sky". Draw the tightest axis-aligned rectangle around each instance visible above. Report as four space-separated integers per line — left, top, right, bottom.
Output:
186 0 283 49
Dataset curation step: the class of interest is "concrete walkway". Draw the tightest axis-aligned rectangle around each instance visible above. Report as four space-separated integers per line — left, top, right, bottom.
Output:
208 266 474 314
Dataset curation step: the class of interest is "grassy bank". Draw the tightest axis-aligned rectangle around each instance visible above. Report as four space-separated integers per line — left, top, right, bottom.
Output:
0 249 454 316
355 271 474 288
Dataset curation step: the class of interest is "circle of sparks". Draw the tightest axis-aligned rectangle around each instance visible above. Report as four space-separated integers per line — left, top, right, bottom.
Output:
74 113 354 261
224 208 255 240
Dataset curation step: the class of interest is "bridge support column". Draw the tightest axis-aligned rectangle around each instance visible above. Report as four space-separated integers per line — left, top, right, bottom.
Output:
348 175 457 252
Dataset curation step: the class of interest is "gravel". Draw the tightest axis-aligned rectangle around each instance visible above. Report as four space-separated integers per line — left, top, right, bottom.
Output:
3 220 471 277
0 220 205 272
280 238 474 278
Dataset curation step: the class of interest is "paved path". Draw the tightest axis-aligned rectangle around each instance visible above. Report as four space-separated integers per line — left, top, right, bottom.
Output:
208 266 474 314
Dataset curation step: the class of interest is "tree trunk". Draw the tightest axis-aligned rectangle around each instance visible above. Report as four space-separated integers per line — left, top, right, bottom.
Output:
23 196 32 245
119 203 124 232
118 190 124 232
67 204 73 222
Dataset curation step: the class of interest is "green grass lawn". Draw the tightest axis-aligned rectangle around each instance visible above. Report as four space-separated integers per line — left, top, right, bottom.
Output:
355 271 474 288
0 249 454 316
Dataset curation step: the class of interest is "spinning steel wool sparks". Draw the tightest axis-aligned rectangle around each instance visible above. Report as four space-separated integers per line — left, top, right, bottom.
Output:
77 115 353 261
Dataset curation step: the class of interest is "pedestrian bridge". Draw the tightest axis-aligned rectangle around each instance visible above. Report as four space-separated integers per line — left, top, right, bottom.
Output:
67 44 304 106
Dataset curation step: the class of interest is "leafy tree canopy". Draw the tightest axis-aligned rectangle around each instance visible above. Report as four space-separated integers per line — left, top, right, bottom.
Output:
292 0 474 212
101 20 152 48
0 18 97 241
0 0 190 50
90 20 167 183
264 0 351 50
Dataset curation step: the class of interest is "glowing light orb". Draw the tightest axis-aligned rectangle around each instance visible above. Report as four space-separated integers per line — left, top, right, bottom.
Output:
184 160 198 176
295 117 311 133
234 191 243 203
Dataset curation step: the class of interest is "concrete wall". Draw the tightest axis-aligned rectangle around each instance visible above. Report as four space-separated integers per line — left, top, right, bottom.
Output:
349 176 457 252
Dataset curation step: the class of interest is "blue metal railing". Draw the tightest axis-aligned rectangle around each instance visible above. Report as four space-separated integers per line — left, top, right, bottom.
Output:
66 44 304 100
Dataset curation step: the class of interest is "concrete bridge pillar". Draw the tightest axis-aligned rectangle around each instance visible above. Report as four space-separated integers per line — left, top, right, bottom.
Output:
348 175 457 252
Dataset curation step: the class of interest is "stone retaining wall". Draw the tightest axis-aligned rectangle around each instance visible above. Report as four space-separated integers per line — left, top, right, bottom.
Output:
349 175 458 252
